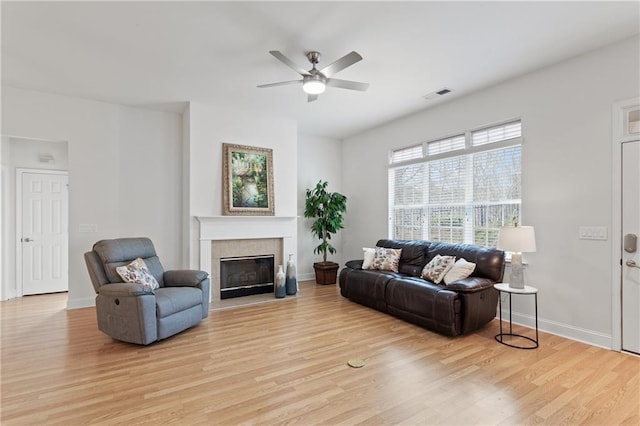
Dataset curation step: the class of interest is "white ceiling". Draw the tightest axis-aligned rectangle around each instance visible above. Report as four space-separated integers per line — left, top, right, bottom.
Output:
2 1 639 139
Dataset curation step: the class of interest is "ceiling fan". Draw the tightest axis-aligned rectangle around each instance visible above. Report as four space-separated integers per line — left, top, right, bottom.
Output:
257 50 369 102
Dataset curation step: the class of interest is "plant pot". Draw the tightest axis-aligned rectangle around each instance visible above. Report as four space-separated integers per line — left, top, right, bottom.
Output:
313 261 340 285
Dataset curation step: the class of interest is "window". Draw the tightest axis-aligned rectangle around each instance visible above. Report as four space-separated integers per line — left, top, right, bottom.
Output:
390 145 423 163
427 135 465 156
389 121 522 247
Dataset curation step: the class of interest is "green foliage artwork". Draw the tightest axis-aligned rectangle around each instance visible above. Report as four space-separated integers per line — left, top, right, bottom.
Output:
223 143 274 216
231 151 268 208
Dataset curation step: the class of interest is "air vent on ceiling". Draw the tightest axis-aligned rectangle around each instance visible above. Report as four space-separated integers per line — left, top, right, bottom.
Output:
423 87 454 100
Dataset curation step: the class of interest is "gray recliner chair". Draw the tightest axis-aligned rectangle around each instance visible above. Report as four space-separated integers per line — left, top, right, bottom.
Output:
84 237 210 345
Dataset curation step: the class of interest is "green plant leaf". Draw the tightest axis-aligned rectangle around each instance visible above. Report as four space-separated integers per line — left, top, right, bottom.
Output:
304 180 347 262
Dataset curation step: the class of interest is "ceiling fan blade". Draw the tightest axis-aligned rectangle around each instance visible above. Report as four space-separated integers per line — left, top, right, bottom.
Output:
257 80 301 89
326 78 370 92
319 51 363 78
269 51 311 76
307 94 318 102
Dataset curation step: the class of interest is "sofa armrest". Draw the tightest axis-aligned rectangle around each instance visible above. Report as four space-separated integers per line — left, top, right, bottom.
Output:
446 277 496 293
98 282 154 297
164 270 209 287
344 259 364 269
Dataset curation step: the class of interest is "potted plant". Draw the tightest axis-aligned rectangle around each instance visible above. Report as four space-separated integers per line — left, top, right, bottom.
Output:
304 180 347 285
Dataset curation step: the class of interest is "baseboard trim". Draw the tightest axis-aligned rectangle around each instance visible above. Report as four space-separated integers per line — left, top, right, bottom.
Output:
66 297 95 310
499 309 613 350
1 289 17 301
298 272 315 282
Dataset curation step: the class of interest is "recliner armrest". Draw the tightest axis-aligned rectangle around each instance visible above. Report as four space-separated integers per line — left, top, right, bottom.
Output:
98 282 154 297
164 270 209 287
445 277 495 293
345 259 364 269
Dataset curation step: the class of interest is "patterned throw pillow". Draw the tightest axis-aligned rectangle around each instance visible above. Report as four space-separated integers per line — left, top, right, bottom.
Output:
443 258 476 285
362 247 376 269
421 255 456 284
370 247 402 272
116 257 160 290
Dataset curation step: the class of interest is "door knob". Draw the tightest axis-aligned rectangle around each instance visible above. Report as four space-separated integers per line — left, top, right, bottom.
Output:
22 237 34 242
626 259 640 269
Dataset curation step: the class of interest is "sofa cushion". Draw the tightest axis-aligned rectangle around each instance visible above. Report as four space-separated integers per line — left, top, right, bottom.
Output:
426 242 504 282
155 287 203 318
385 277 461 335
370 247 402 272
421 254 456 284
116 257 160 290
376 239 428 276
444 258 476 285
362 248 376 269
339 268 401 312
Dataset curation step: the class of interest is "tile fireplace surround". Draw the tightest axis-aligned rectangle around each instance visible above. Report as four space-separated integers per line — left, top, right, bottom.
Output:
196 216 297 302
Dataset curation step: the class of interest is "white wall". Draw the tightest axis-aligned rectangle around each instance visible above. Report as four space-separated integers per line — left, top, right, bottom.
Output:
9 138 69 170
1 136 9 300
297 133 343 281
2 138 69 300
341 36 640 348
185 102 298 269
1 87 183 308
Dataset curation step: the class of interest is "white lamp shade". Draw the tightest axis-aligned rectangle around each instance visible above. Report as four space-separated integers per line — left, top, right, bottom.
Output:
497 225 537 253
303 80 326 94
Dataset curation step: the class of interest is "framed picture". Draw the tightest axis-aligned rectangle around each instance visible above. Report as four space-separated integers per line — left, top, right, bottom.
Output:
222 143 275 216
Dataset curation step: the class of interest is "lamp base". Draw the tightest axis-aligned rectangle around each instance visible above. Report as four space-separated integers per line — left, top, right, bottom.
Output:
508 252 525 289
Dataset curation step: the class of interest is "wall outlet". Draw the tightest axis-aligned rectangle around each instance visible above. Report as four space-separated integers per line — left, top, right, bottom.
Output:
579 226 607 240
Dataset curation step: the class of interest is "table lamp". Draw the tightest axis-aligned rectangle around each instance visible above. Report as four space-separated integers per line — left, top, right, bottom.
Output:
497 224 537 289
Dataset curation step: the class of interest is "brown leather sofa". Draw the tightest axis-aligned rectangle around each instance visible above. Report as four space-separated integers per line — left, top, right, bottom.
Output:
339 239 505 336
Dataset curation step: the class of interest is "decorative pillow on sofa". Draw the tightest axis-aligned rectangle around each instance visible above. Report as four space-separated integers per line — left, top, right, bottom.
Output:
362 247 376 269
116 257 160 290
443 258 476 285
421 255 456 284
370 247 402 272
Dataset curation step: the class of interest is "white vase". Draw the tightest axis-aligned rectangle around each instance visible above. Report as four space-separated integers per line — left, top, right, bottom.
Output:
286 254 297 295
275 265 286 298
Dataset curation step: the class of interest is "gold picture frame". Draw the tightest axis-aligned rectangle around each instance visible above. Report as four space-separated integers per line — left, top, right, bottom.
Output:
222 143 275 216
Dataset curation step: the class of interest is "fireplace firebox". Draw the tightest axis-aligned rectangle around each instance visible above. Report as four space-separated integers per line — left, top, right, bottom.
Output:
219 255 274 299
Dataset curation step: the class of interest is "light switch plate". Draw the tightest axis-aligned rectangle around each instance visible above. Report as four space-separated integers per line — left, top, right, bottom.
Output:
579 226 607 240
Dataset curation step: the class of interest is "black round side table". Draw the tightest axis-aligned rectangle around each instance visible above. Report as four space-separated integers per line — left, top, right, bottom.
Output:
494 283 539 349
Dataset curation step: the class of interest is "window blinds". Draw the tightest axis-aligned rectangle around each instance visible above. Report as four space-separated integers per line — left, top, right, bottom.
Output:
427 135 465 156
389 121 522 247
390 145 423 163
472 121 522 146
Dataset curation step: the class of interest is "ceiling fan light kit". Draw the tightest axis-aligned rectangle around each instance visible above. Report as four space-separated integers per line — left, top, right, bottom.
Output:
302 75 326 94
258 50 369 102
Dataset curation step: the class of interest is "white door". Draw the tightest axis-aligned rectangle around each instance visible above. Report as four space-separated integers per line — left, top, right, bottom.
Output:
622 140 640 354
21 172 69 295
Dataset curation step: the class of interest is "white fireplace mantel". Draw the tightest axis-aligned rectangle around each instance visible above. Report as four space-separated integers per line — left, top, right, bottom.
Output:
197 216 297 241
196 216 298 301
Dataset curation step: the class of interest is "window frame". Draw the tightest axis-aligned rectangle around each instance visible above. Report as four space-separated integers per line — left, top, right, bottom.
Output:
388 119 523 247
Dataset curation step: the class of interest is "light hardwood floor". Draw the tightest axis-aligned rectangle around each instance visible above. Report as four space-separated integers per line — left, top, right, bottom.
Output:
1 282 638 425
